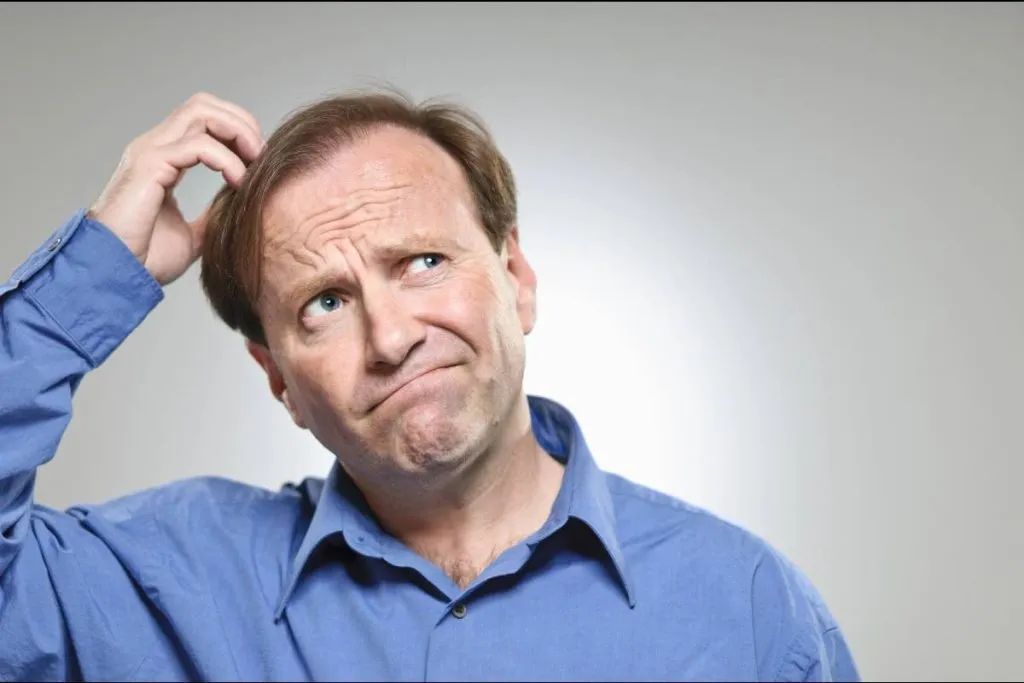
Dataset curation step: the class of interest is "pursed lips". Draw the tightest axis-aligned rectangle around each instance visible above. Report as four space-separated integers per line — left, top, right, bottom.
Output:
366 364 456 413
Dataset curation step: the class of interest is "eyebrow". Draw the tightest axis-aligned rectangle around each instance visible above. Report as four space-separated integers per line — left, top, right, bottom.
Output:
282 235 456 310
370 237 437 263
284 269 352 311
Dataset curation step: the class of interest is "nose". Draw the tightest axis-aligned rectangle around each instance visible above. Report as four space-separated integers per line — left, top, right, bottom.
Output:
361 282 426 369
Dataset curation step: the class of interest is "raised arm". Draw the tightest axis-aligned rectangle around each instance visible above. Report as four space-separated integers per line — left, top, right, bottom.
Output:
0 92 263 681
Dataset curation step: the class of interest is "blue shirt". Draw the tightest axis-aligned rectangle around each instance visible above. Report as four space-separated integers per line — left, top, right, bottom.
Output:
0 210 860 682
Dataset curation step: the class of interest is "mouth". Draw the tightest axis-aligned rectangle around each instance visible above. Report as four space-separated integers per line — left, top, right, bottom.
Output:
367 365 458 414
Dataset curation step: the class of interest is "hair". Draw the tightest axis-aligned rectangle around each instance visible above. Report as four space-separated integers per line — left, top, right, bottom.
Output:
199 88 518 347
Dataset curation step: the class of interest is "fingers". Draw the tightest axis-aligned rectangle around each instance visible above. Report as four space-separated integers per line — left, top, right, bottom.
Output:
206 95 263 144
200 111 264 163
162 133 249 188
154 92 264 163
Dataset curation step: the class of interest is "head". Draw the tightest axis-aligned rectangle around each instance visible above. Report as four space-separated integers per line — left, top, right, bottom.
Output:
200 90 538 485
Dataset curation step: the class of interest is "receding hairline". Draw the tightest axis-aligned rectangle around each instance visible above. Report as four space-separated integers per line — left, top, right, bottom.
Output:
257 122 487 254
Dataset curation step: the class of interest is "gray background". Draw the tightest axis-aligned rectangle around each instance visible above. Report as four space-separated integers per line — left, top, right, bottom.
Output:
1 2 1022 681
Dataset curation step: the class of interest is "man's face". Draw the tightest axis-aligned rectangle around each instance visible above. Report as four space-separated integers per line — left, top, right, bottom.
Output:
249 125 537 481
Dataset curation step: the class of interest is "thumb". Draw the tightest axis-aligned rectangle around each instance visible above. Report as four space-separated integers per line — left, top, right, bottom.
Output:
189 204 212 257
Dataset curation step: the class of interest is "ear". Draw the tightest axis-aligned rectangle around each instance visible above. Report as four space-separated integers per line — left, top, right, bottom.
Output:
502 225 538 335
245 340 307 429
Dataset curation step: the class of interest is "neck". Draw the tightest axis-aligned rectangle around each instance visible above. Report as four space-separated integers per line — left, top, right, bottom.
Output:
356 394 565 588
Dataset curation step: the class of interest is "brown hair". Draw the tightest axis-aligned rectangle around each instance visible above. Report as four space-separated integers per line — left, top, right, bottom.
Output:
199 88 518 346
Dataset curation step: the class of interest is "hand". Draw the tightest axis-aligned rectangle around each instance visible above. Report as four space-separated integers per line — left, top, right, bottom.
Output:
88 92 264 287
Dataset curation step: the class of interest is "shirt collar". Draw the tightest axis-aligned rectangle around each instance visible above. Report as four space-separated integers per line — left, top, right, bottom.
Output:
274 395 636 620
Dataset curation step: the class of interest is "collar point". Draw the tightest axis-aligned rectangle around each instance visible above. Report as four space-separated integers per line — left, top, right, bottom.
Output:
273 588 293 623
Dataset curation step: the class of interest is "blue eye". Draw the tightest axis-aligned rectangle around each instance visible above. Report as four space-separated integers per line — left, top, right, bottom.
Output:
303 291 343 318
408 254 445 275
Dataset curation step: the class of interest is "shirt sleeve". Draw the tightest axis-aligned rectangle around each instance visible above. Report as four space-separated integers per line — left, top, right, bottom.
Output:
0 210 163 680
750 546 862 682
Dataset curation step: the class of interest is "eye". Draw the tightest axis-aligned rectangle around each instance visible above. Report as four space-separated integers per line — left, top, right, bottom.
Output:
302 290 344 318
407 253 446 275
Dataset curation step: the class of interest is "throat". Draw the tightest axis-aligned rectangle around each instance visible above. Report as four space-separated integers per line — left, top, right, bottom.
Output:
362 425 566 590
420 537 526 590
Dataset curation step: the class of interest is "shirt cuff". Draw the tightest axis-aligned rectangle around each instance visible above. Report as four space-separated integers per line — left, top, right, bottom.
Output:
13 210 165 366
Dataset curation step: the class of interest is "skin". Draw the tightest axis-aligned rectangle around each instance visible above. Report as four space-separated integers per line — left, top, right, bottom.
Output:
246 125 565 586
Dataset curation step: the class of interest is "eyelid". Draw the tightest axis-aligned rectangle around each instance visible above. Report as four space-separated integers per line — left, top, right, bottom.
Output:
301 289 345 319
405 253 446 274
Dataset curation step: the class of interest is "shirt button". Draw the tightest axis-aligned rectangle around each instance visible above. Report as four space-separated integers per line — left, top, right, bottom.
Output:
451 603 468 619
48 238 62 251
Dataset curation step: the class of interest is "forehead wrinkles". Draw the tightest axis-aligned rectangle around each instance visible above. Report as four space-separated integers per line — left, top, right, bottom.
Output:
264 182 412 261
258 130 481 308
302 184 413 260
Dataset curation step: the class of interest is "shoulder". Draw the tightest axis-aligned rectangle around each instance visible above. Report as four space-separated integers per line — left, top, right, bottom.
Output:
605 471 774 568
606 471 832 616
42 475 327 623
63 474 322 541
605 473 859 680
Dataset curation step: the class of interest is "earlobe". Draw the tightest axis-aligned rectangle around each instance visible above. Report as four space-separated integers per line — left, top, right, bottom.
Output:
503 226 538 335
280 389 307 430
245 340 307 429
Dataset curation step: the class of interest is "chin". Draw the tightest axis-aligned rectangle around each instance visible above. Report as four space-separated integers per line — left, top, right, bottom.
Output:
390 400 478 472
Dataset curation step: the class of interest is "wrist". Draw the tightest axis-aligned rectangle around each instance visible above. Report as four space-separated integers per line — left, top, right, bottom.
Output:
85 207 148 264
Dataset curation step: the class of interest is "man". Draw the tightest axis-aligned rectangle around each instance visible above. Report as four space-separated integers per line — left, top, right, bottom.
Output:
0 90 860 681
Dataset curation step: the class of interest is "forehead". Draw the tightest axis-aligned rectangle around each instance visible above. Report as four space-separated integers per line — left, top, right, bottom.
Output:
260 125 477 258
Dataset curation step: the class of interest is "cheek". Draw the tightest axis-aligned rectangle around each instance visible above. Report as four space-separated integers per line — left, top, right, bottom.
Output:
423 272 523 373
427 274 508 338
283 351 357 417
